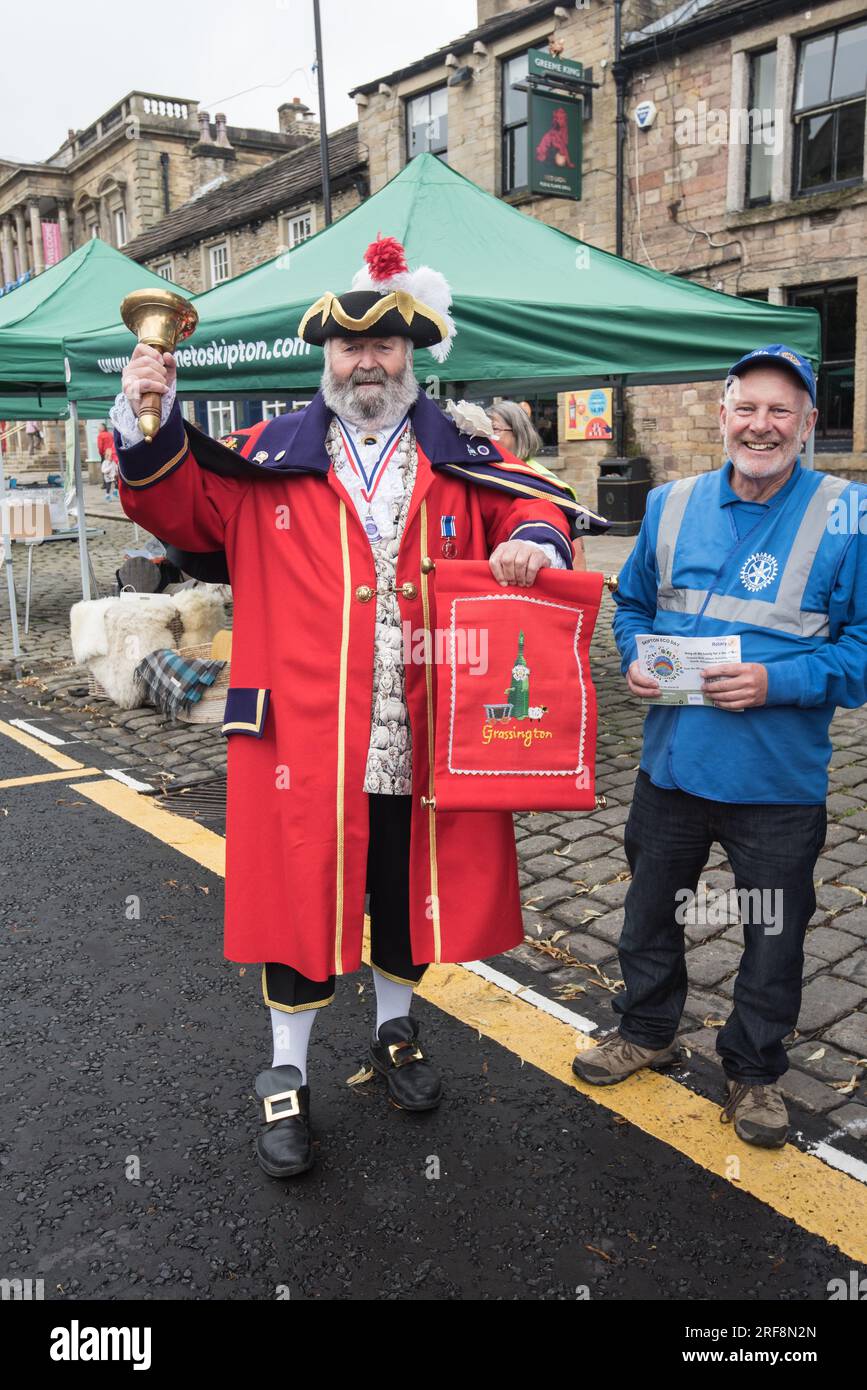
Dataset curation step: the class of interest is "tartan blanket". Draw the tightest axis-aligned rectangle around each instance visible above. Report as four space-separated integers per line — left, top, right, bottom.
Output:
134 649 226 720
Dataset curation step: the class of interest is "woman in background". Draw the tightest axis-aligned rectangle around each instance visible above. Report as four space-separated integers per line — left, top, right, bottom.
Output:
488 399 586 569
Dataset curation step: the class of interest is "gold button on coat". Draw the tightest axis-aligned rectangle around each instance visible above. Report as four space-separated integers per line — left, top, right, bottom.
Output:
399 582 418 599
420 557 435 574
355 585 374 603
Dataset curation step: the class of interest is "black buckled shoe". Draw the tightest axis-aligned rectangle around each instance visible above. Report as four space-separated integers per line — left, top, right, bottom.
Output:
254 1065 315 1178
370 1016 443 1111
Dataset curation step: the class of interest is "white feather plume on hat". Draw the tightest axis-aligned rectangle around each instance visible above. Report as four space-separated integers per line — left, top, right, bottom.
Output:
350 237 456 362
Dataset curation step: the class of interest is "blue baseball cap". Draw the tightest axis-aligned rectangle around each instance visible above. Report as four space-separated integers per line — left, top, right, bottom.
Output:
727 344 817 405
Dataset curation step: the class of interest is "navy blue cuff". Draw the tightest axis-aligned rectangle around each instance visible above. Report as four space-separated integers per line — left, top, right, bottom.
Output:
508 521 574 569
222 687 270 737
117 400 188 489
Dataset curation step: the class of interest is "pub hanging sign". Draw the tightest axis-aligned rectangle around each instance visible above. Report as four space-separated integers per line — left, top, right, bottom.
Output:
528 91 582 199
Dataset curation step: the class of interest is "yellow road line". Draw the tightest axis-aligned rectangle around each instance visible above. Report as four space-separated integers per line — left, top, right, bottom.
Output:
0 768 102 790
66 775 867 1264
0 718 85 771
71 778 225 876
417 963 867 1265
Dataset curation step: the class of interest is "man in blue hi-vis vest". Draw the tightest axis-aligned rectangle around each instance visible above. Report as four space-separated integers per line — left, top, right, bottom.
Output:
573 344 867 1148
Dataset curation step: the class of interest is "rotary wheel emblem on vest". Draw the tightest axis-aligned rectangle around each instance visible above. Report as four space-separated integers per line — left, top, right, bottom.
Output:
739 551 779 592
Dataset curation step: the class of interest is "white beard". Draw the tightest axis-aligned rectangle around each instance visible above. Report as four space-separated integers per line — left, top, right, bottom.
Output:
321 349 419 430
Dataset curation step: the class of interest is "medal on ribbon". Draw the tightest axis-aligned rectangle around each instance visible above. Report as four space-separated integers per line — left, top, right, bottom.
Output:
441 514 457 558
336 415 409 543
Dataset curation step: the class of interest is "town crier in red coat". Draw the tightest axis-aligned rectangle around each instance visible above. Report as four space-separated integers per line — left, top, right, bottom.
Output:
112 236 606 1178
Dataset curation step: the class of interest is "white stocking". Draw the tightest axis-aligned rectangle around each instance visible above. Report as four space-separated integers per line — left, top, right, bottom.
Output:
270 1006 318 1084
372 968 414 1032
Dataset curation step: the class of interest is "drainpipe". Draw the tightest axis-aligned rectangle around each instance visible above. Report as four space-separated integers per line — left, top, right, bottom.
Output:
613 0 627 456
313 0 332 226
160 152 170 214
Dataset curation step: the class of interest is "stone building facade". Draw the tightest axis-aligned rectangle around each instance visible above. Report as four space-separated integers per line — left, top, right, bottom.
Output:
0 92 323 467
351 0 622 499
352 0 867 497
6 3 864 498
123 121 364 295
0 91 315 287
119 122 367 439
621 0 867 485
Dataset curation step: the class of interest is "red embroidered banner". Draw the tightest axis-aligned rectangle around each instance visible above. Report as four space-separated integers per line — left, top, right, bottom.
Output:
432 561 604 811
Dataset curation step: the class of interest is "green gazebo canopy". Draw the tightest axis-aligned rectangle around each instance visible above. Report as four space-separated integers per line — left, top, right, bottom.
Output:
0 238 192 417
63 152 820 403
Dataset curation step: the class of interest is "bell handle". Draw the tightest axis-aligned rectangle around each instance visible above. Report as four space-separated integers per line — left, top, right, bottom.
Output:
137 389 162 445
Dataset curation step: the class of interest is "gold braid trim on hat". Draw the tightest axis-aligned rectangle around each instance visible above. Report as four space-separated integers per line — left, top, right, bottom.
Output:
298 289 449 342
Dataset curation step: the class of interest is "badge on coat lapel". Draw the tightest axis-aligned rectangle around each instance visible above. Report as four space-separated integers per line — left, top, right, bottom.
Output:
441 515 457 558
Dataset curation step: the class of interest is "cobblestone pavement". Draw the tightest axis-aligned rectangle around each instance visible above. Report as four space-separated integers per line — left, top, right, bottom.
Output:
1 520 865 1146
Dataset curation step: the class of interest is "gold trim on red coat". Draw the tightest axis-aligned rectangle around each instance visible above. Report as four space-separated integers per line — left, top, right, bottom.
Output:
445 464 604 521
120 436 189 488
261 965 335 1013
419 500 441 963
334 501 351 975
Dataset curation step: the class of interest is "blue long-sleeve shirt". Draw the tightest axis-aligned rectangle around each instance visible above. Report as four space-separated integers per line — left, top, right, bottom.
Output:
613 461 867 804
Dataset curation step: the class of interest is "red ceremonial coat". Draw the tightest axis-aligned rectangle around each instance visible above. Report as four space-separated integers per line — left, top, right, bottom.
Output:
116 389 592 982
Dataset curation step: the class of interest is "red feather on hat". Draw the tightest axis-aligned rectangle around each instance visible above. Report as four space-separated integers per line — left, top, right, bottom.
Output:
364 235 409 283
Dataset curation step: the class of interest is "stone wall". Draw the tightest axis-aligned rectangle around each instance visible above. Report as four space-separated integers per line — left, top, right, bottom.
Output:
356 2 620 505
357 0 866 490
141 183 361 295
621 0 867 479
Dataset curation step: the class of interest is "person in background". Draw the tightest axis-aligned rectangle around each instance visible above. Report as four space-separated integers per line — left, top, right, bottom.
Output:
489 398 587 568
25 420 43 455
100 442 118 500
96 420 114 464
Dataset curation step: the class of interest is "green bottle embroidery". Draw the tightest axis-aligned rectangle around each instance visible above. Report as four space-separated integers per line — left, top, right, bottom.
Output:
506 631 530 719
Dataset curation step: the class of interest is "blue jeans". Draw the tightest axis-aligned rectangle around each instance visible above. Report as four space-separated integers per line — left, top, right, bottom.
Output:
613 771 826 1083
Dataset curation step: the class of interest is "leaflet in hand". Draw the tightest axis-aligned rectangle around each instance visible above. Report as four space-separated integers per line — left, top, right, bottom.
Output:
635 633 741 706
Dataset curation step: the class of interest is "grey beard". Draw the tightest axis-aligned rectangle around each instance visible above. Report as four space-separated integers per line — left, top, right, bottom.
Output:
725 430 800 480
321 351 418 429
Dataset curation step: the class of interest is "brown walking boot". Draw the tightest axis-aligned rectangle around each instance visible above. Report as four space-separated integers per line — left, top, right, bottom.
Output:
572 1034 679 1086
720 1079 788 1148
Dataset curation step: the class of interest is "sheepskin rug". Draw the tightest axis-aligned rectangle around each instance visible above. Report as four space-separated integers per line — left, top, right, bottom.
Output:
71 596 177 709
172 587 226 649
70 598 116 664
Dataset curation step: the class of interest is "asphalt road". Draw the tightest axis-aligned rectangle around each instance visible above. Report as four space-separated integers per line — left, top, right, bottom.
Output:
1 708 865 1305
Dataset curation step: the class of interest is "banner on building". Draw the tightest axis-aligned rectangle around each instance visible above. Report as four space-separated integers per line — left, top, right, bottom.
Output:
42 222 62 268
564 388 613 440
529 91 582 199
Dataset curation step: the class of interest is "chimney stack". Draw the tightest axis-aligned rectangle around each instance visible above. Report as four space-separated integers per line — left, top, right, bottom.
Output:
277 96 317 138
214 113 233 148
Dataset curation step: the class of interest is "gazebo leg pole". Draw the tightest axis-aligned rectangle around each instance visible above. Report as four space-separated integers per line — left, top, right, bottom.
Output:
70 402 91 599
0 449 22 659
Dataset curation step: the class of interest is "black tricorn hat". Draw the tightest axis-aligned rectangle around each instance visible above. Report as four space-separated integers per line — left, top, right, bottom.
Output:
298 288 448 349
297 235 455 361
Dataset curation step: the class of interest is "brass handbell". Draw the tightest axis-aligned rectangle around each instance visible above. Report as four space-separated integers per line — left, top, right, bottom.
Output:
120 289 199 443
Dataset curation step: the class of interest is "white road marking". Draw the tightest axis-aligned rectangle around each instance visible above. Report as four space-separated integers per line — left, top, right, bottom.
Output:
8 718 68 746
463 958 598 1034
105 769 154 793
465 963 867 1188
808 1139 867 1186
